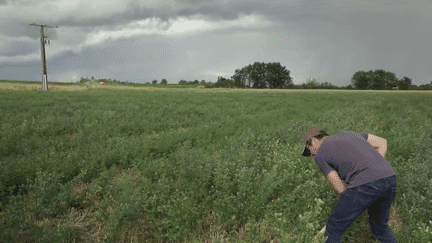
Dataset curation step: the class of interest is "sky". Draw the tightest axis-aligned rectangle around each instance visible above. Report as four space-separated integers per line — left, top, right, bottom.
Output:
1 0 431 86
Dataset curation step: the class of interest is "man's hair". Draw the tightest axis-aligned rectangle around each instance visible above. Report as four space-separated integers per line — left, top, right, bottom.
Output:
313 130 329 140
306 130 329 148
305 130 330 157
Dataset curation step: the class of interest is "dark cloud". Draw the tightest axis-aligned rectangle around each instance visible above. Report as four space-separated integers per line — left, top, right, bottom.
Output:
0 40 39 57
42 34 184 83
0 19 59 40
0 20 39 39
1 0 431 85
176 1 269 22
0 61 40 81
55 2 175 29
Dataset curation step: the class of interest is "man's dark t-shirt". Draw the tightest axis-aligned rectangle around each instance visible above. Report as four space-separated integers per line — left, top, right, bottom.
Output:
314 130 396 189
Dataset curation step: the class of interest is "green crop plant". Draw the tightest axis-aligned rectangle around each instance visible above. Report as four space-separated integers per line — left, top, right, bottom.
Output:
0 82 430 242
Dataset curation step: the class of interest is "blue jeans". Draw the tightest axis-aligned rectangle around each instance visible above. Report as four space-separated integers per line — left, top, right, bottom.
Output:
325 175 397 243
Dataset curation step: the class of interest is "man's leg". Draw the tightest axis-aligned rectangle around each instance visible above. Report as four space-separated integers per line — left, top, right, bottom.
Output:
367 176 398 243
325 188 369 243
325 178 393 243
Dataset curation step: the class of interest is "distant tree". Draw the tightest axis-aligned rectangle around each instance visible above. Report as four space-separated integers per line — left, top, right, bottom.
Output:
351 71 370 89
214 76 236 88
319 82 337 89
91 76 95 80
161 78 167 84
179 80 188 85
232 68 247 88
419 83 432 90
231 62 292 89
193 80 199 84
398 77 412 90
302 77 320 89
369 69 398 90
266 62 292 89
327 82 336 89
351 69 398 90
369 69 385 90
145 82 150 84
409 84 419 90
200 80 206 84
152 79 158 84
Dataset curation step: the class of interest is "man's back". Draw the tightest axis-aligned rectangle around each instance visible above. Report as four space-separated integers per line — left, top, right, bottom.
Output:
314 130 396 189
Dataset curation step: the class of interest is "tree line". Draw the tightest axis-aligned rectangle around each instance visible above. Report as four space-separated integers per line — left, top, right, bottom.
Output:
80 62 432 90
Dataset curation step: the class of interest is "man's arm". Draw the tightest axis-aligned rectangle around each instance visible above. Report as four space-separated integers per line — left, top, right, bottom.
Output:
326 170 346 194
367 134 387 157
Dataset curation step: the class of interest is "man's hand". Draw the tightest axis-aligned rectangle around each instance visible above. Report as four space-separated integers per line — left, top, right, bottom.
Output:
367 134 387 157
326 180 339 196
326 171 346 195
375 147 386 158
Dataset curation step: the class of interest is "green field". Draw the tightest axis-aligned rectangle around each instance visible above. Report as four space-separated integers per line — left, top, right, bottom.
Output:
0 82 431 242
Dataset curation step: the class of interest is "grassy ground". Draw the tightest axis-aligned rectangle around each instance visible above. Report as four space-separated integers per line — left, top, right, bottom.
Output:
0 81 431 242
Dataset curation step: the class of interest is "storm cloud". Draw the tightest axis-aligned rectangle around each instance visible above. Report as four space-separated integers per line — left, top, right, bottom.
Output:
1 0 431 85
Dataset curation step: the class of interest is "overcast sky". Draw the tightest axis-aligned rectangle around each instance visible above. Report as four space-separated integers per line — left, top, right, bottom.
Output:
1 0 431 86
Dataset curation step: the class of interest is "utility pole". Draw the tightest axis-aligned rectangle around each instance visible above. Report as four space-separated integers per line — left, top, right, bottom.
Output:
29 23 58 91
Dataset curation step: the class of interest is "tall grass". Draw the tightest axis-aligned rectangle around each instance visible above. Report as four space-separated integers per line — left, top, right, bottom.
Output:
0 84 431 242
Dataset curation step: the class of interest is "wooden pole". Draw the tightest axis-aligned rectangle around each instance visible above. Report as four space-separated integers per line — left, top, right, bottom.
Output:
29 23 58 91
40 26 48 91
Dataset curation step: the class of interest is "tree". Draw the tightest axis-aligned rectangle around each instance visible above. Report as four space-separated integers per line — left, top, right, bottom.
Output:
214 76 235 88
351 71 371 89
369 69 398 90
179 80 188 85
152 79 158 84
303 77 320 89
369 69 387 90
351 69 399 90
231 68 248 88
200 80 206 84
231 62 293 89
320 82 337 89
161 78 168 84
251 62 268 88
266 62 292 89
398 77 412 90
409 84 419 90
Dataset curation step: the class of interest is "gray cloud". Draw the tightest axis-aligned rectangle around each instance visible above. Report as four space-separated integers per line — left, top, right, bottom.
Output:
1 0 431 86
0 39 39 57
176 1 269 21
43 34 185 83
0 19 59 41
54 4 158 28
